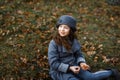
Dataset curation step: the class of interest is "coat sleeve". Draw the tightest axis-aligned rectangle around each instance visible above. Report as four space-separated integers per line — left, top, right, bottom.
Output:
74 40 86 64
76 48 86 64
48 40 69 73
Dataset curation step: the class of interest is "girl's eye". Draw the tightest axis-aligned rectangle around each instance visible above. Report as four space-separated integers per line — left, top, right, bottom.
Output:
59 26 62 28
64 27 68 29
64 26 70 29
59 25 62 28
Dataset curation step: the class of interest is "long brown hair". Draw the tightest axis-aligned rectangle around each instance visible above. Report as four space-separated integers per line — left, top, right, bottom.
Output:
53 29 77 51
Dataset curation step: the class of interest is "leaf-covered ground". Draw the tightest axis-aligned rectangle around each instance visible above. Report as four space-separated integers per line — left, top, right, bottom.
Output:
0 0 120 79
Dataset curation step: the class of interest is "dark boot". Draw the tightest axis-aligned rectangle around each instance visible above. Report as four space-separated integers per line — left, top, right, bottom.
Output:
111 69 120 80
102 78 110 80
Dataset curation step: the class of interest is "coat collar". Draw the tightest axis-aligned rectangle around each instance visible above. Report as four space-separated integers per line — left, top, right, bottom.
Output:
57 39 80 53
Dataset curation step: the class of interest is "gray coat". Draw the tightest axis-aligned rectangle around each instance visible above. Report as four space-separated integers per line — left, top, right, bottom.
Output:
48 39 86 80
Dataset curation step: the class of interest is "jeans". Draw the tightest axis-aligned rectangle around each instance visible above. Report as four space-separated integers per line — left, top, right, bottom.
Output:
69 69 112 80
69 78 79 80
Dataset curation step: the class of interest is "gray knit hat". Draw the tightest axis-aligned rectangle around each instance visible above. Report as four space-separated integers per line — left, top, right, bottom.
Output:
56 15 77 32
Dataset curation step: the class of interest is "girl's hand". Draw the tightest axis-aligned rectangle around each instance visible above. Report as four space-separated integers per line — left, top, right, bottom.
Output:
69 66 80 74
80 63 90 70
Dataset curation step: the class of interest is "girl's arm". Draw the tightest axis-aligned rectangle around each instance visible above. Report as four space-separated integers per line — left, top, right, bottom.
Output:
74 40 90 70
76 48 86 65
74 39 86 64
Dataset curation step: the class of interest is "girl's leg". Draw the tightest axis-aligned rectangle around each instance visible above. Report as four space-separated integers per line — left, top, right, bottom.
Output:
77 69 112 80
69 77 79 80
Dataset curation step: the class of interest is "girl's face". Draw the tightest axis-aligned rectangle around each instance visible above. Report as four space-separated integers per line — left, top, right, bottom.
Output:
58 24 70 37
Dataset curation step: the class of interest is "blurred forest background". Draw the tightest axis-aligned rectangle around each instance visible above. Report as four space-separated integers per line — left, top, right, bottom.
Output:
0 0 120 80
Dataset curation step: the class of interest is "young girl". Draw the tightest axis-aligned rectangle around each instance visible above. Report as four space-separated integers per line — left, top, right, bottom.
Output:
48 15 120 80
